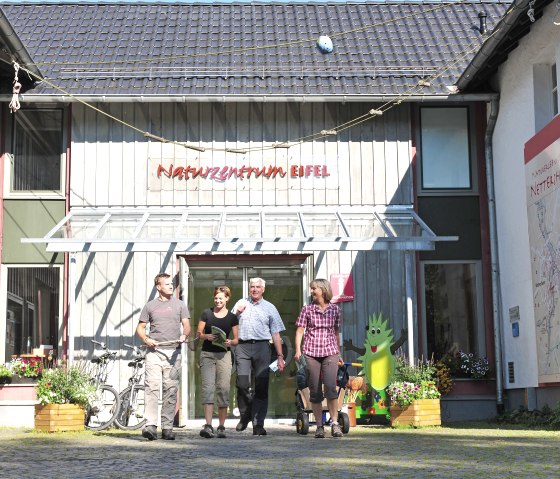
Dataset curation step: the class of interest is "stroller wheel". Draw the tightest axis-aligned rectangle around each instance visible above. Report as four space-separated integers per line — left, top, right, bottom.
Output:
296 412 309 435
338 411 350 434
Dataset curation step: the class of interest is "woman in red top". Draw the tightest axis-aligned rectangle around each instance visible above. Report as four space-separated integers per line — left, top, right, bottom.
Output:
294 278 342 438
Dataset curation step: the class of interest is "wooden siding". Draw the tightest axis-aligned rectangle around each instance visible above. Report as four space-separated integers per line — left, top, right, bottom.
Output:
69 101 414 390
71 102 413 207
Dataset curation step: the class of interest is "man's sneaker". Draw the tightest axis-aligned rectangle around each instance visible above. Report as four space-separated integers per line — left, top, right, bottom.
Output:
217 425 226 438
235 419 249 432
162 429 176 440
200 424 215 438
253 425 267 436
142 425 157 441
314 426 325 438
331 422 343 438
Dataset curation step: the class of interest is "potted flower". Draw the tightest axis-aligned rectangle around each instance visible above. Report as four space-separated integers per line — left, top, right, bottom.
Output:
440 351 490 378
34 365 96 432
10 356 43 382
388 356 442 427
439 351 494 396
0 364 13 385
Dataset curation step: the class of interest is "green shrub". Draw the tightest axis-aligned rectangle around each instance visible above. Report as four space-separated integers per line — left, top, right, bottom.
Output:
36 366 96 408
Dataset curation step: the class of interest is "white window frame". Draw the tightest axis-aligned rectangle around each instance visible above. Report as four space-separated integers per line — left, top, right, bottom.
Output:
3 106 67 200
417 105 477 195
552 63 558 117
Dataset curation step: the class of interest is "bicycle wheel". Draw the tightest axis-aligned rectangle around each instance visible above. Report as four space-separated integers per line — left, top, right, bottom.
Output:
85 384 120 431
114 385 147 430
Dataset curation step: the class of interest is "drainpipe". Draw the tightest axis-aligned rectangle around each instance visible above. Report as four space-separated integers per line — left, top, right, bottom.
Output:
485 97 504 412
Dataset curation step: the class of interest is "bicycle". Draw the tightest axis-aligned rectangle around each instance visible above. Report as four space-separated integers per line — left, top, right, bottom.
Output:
114 343 147 430
85 339 121 431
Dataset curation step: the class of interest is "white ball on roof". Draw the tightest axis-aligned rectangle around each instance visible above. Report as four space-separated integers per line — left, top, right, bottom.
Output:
317 35 333 54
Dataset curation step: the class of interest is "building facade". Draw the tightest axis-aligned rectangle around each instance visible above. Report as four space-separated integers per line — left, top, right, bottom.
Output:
0 1 511 422
458 0 560 410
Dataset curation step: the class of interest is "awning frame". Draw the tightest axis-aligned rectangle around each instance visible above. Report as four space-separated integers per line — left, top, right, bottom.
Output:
22 204 457 253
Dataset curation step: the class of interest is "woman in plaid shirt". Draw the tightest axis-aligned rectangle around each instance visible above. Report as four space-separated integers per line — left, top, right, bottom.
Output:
294 278 342 438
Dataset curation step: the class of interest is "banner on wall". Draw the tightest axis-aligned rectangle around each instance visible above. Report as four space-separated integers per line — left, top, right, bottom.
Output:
330 273 354 303
524 114 560 384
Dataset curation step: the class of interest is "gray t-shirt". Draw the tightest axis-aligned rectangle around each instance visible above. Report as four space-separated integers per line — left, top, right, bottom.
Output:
139 297 190 349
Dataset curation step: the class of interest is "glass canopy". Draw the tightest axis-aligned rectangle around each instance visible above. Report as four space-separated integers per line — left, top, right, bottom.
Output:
22 205 457 253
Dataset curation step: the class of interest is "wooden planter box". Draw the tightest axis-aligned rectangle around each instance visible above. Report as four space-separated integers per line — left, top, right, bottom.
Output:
390 399 441 427
35 404 84 432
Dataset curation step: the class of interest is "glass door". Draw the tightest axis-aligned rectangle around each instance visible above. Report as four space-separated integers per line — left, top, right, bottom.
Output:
181 257 307 420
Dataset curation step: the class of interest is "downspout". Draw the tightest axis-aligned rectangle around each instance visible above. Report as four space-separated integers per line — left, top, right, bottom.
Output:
485 97 504 412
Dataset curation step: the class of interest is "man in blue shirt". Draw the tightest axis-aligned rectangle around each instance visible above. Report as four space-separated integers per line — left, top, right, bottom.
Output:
232 277 285 436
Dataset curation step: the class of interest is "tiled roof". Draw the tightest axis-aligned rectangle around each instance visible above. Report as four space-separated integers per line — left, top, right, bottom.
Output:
1 1 511 98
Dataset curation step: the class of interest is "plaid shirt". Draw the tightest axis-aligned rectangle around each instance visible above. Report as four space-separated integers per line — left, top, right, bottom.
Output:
295 302 341 357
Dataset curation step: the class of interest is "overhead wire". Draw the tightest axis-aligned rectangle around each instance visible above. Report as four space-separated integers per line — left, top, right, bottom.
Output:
5 0 502 154
26 1 465 70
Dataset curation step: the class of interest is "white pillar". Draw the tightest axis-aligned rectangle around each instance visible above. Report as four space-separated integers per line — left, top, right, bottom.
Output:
68 255 76 366
405 252 415 365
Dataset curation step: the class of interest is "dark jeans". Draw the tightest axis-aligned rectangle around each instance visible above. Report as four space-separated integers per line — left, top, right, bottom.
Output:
235 341 271 427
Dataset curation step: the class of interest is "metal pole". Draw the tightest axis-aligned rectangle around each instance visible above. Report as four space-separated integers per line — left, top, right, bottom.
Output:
405 252 415 365
68 255 76 366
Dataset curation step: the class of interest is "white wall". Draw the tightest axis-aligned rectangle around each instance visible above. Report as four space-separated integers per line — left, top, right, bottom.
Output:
492 4 560 388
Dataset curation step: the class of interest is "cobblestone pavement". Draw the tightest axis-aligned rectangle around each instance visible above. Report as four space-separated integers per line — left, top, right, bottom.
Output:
1 422 559 479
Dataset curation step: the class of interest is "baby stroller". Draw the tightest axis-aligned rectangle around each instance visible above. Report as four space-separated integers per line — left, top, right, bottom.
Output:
294 362 351 435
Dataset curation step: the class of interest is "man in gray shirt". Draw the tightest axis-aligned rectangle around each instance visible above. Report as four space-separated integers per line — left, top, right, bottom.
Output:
136 273 191 441
233 277 285 436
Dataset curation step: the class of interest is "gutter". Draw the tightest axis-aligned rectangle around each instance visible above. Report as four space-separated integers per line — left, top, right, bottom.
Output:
2 93 500 104
457 0 530 90
485 97 504 413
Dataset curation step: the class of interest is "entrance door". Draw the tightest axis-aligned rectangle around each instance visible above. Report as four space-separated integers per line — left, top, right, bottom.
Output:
181 256 308 420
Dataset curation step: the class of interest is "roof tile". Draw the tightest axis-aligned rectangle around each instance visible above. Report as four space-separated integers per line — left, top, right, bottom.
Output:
1 1 510 97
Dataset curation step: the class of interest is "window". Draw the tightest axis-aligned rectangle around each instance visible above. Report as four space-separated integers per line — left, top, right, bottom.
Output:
420 107 471 190
5 267 60 362
421 261 485 360
552 63 558 117
11 109 63 192
534 63 558 131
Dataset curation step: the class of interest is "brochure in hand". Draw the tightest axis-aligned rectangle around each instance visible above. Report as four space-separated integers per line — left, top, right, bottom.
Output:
296 355 307 372
210 325 228 350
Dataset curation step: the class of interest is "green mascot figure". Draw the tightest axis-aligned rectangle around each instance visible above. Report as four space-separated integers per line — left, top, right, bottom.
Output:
344 313 406 422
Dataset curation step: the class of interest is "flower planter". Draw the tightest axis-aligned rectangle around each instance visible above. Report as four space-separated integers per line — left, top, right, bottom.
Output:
34 404 84 432
390 398 441 427
9 376 39 385
343 402 357 427
448 378 496 396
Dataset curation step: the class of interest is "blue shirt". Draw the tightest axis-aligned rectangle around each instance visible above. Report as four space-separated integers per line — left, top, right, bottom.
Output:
233 297 285 341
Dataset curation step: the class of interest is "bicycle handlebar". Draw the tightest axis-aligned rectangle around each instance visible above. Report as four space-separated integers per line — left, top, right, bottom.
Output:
91 339 107 349
124 343 144 357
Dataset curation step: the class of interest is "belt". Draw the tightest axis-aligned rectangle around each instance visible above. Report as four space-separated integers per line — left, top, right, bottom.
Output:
238 339 269 344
